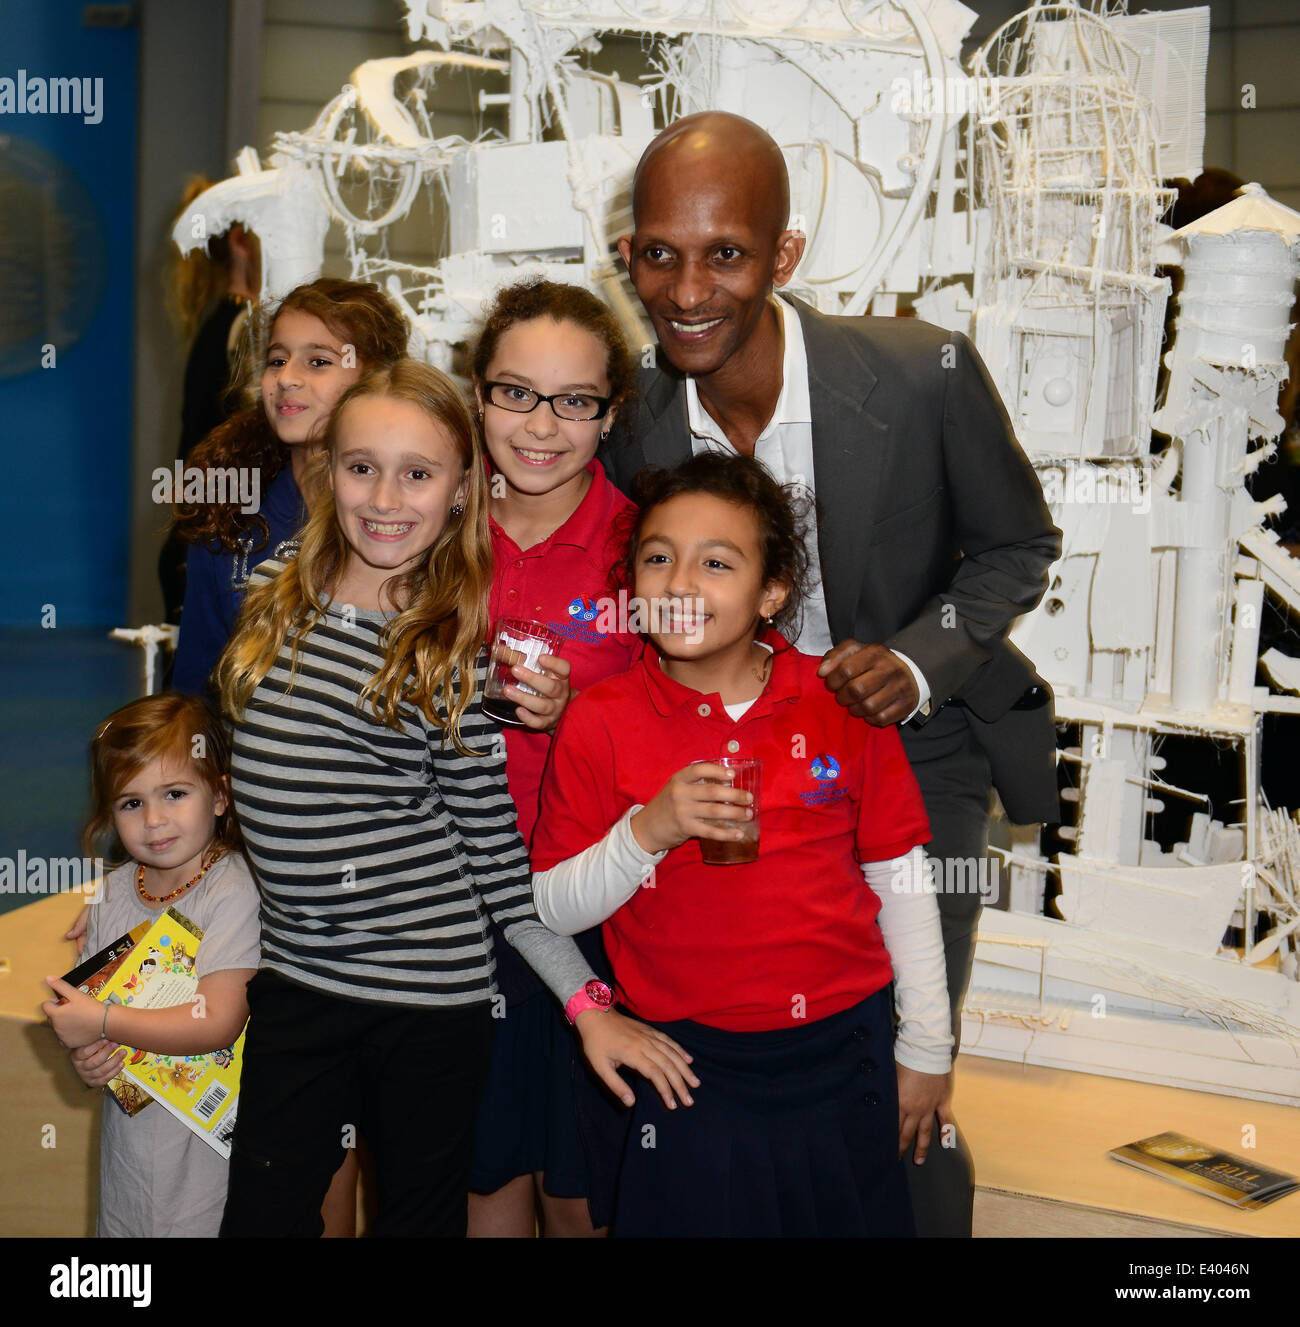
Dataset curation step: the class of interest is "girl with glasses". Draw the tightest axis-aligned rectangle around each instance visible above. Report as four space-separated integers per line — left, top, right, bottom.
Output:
466 279 689 1237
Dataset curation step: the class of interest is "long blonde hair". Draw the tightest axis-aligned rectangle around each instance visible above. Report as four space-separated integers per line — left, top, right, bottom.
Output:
216 361 492 751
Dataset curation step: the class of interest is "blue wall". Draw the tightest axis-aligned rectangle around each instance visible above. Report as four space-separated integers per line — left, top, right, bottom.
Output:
0 1 137 626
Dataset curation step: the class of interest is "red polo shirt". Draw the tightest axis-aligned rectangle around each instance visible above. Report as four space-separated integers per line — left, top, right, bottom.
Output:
531 634 932 1031
489 462 639 846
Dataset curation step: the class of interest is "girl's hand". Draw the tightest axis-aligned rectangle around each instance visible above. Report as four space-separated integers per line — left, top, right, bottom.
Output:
65 905 91 959
69 1039 128 1089
897 1064 953 1165
42 976 108 1050
573 1007 699 1110
502 651 573 734
630 762 754 855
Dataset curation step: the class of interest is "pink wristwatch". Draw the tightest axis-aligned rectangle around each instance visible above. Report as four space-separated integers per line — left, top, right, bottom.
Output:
565 979 614 1024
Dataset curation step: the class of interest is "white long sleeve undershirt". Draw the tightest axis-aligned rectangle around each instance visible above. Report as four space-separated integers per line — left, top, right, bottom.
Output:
862 847 952 1074
533 806 661 937
532 826 951 1074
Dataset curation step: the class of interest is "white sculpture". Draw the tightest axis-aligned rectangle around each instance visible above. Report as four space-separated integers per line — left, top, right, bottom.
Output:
963 5 1300 1105
174 0 985 356
161 0 1300 1104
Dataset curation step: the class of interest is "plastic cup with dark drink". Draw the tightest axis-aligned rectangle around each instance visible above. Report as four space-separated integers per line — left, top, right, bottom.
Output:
694 757 762 865
482 618 565 727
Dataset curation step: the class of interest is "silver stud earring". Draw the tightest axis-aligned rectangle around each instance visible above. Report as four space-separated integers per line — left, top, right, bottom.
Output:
599 429 610 440
451 503 464 516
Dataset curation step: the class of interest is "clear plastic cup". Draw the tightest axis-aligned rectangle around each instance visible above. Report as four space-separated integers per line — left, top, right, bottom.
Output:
693 757 762 865
482 618 565 728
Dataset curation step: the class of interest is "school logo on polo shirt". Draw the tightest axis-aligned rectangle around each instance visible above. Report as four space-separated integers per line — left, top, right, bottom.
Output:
550 594 607 647
800 753 847 807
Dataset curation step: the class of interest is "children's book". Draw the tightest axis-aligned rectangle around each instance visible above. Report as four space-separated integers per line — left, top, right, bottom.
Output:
63 923 150 995
1109 1131 1299 1210
61 923 154 1116
93 906 246 1158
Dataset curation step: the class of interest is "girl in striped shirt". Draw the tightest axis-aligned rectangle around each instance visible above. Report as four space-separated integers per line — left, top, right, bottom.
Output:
215 360 695 1237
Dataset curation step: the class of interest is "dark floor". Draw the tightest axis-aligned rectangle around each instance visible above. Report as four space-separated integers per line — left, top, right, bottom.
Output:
0 629 140 917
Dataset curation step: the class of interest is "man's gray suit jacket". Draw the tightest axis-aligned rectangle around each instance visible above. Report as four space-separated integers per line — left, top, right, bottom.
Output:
597 295 1063 826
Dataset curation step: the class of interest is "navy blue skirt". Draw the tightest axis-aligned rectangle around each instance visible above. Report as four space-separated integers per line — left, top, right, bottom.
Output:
578 986 914 1238
469 990 588 1198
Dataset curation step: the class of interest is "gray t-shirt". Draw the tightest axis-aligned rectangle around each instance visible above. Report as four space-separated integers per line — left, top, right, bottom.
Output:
85 852 260 1238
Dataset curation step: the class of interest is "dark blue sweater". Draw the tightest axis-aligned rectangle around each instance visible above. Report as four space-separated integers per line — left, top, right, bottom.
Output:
172 465 306 694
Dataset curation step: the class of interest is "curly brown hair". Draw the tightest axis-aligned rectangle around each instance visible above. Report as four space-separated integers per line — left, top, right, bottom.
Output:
613 450 814 642
172 278 409 552
470 277 635 410
83 693 242 868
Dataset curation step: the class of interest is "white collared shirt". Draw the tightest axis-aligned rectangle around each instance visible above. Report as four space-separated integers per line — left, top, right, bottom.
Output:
683 294 931 721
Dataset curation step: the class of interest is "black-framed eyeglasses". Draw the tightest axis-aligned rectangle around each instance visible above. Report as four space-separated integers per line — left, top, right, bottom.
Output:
483 381 613 422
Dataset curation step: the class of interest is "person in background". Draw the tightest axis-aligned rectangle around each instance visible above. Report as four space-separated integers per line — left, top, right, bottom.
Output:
158 176 261 626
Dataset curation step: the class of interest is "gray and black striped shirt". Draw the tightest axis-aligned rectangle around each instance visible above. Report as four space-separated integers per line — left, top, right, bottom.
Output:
230 561 592 1009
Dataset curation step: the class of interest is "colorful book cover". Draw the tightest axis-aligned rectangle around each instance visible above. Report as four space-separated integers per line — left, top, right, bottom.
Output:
63 923 150 995
1109 1131 1299 1209
61 923 154 1115
96 906 246 1158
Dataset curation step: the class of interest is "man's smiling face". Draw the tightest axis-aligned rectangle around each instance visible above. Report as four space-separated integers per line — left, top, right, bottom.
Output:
619 165 781 378
618 121 804 382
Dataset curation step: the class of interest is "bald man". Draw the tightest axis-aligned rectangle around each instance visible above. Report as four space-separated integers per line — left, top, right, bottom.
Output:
599 112 1061 1238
